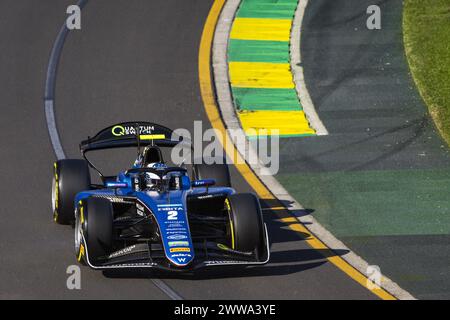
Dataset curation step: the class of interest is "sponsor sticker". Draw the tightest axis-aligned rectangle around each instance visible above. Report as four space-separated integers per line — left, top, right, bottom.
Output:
170 247 191 253
166 229 187 233
168 241 189 247
157 204 183 210
166 223 184 229
108 245 136 259
111 125 155 137
172 253 192 258
167 230 188 235
167 234 187 240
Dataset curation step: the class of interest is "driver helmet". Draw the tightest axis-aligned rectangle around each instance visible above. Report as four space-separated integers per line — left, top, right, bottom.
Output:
145 162 167 190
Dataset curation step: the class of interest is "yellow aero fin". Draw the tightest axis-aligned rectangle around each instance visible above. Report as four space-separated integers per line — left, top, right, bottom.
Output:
139 134 166 140
77 244 85 262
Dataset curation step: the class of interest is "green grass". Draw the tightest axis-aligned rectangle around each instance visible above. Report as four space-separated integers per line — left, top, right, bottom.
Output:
403 0 450 145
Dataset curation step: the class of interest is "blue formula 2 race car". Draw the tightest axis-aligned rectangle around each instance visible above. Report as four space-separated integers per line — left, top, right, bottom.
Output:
51 122 269 271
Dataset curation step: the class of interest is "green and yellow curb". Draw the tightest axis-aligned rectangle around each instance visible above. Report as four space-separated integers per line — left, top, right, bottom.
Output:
228 0 315 137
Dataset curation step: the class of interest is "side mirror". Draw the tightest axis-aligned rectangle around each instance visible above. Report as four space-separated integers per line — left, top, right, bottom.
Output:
168 175 191 191
181 176 191 190
191 179 215 188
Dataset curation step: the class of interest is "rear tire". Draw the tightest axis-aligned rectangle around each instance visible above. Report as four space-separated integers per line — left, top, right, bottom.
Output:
75 197 113 265
194 160 231 187
52 160 91 225
226 193 265 256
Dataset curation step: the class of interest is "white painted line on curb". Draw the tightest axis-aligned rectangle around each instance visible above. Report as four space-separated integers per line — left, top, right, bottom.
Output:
291 0 328 136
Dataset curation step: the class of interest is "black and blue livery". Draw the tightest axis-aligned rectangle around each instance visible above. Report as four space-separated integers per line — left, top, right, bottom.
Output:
52 122 270 271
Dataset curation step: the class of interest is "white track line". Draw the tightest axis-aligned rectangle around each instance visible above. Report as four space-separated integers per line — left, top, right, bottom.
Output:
44 22 71 160
44 99 66 160
44 0 183 301
151 279 184 300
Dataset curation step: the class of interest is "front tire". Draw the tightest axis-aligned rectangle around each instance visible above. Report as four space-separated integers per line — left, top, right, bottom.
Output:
75 197 113 265
52 160 91 225
226 193 265 256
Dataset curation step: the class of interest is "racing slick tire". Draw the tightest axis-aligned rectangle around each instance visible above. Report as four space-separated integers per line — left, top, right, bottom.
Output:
194 160 231 187
75 197 113 265
226 193 265 257
52 159 91 225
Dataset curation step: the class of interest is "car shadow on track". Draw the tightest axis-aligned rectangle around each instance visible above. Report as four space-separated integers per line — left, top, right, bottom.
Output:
261 198 316 243
102 247 349 280
102 202 350 280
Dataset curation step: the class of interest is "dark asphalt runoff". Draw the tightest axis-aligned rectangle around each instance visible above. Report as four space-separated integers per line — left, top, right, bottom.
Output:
277 0 450 299
0 0 378 299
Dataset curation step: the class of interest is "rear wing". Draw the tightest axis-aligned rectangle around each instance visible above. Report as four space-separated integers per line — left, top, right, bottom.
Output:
80 122 183 154
79 122 192 178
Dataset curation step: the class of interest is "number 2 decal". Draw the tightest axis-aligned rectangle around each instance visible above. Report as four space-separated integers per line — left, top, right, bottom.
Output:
168 210 178 220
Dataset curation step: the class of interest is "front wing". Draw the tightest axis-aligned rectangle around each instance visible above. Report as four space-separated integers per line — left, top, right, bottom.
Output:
81 224 270 271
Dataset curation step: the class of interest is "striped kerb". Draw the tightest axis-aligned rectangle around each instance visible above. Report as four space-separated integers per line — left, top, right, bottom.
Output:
228 0 315 137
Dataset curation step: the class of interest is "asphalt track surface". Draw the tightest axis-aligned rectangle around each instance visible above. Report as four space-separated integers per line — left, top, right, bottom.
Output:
277 0 450 299
0 0 380 299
